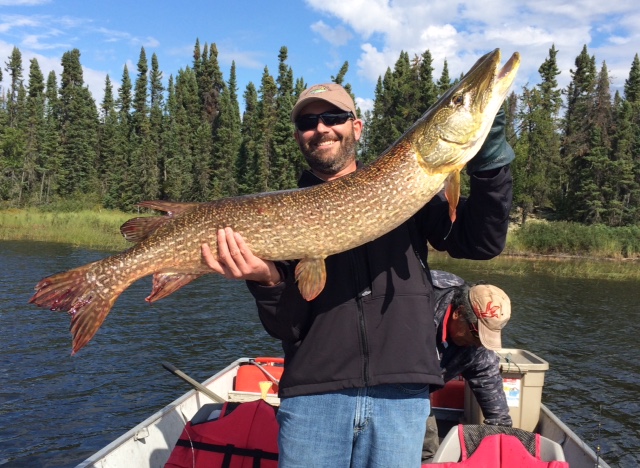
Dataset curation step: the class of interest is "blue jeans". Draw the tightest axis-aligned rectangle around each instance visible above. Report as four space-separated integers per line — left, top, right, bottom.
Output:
276 384 430 468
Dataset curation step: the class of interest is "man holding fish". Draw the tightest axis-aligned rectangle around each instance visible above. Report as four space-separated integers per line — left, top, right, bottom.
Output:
203 49 519 468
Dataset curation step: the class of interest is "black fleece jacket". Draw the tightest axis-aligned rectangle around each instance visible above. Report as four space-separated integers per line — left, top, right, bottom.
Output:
246 164 513 398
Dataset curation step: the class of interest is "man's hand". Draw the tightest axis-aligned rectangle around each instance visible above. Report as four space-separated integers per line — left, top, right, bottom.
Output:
466 108 515 175
201 227 281 286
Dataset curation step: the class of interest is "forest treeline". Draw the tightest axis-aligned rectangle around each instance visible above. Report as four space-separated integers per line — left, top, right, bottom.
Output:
1 40 640 228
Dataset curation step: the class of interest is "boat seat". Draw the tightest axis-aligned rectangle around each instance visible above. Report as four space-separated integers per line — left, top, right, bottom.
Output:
426 424 567 467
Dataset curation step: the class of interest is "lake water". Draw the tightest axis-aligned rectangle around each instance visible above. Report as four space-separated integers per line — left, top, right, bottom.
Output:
0 240 638 467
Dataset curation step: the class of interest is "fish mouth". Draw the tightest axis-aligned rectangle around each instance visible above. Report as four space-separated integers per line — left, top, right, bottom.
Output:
496 51 521 86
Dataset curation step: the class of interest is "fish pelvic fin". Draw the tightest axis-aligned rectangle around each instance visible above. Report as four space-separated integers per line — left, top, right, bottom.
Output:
146 272 205 303
444 170 461 224
29 264 122 355
295 257 327 301
120 201 200 243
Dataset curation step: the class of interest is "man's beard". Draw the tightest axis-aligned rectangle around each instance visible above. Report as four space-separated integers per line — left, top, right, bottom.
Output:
300 129 358 176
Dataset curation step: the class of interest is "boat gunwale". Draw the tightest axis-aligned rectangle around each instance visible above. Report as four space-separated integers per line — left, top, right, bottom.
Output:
74 358 248 468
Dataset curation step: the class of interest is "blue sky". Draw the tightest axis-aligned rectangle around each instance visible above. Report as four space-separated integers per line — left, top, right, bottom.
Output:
1 0 640 115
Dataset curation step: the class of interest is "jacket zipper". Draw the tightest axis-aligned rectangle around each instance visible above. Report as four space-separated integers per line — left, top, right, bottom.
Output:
351 248 371 387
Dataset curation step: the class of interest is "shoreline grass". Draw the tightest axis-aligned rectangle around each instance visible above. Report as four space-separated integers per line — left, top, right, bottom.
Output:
0 208 134 251
2 208 638 281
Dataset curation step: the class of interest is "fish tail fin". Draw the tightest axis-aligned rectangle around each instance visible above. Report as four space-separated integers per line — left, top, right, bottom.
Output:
29 264 125 355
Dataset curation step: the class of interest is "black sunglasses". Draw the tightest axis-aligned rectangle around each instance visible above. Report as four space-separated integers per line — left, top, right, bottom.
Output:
295 112 355 131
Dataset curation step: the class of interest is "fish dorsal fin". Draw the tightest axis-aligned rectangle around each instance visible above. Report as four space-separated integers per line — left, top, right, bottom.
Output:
295 257 327 301
146 272 205 303
120 216 171 243
137 200 201 215
120 201 201 243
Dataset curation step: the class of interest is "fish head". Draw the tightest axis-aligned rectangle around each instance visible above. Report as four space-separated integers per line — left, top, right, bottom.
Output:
410 48 520 173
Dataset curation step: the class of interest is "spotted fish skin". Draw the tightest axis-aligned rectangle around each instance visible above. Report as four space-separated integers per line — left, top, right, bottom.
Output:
29 49 520 354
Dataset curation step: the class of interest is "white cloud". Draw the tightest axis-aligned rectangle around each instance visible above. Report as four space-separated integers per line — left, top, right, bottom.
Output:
0 0 50 5
305 0 640 101
311 21 352 47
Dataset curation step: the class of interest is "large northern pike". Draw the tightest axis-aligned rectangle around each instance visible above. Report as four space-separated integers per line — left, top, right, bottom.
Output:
30 48 520 354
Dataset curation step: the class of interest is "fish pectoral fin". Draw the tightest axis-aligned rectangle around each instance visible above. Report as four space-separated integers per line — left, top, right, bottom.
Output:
444 170 461 224
295 258 327 301
146 272 205 303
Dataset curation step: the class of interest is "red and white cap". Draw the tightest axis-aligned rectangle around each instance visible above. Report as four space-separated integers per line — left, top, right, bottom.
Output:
469 284 511 350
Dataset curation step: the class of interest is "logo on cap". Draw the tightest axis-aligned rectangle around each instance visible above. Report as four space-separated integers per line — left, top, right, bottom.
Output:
480 301 501 318
309 86 329 94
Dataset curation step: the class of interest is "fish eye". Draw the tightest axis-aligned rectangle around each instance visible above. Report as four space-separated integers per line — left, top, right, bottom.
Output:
451 94 464 107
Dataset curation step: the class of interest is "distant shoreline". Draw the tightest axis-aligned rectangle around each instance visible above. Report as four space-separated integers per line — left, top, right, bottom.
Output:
2 208 638 281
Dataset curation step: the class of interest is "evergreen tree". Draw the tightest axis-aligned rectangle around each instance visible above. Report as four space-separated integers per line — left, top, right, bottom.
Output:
149 52 165 199
173 67 208 201
56 49 99 199
513 46 563 224
270 46 299 190
129 47 160 204
236 82 259 194
5 46 25 128
21 58 46 205
210 62 241 198
198 42 225 123
436 59 452 96
0 47 26 202
623 54 640 103
105 65 133 209
254 67 278 192
162 74 195 201
418 49 438 112
561 45 597 219
98 75 119 205
392 51 422 131
40 71 60 203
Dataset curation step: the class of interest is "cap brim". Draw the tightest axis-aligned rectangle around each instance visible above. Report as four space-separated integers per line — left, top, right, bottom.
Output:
478 323 502 350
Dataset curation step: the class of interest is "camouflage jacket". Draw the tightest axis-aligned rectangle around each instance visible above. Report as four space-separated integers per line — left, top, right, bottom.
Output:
431 270 512 426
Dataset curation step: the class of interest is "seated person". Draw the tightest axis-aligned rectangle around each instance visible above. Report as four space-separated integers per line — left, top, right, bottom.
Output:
423 270 513 462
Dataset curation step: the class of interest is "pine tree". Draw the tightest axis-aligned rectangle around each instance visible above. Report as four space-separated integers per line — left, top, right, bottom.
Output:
270 46 299 190
561 45 597 219
105 65 133 209
98 75 119 206
0 47 26 202
129 47 160 204
56 49 99 199
21 58 46 205
236 82 259 194
254 67 278 192
5 46 25 128
39 71 60 203
436 59 452 96
513 46 563 224
162 74 195 201
418 49 438 113
149 52 165 199
211 62 241 198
